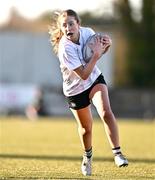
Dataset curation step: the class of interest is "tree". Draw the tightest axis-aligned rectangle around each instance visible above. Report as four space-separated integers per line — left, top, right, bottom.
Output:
115 0 155 88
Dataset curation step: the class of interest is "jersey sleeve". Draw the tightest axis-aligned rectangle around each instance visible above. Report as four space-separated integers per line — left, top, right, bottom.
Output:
85 27 96 39
86 27 95 36
59 44 82 71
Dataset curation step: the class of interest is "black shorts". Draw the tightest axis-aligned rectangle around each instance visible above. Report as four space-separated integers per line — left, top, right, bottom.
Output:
65 74 106 110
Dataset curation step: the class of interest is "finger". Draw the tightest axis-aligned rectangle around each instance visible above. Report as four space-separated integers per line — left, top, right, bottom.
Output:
103 38 112 45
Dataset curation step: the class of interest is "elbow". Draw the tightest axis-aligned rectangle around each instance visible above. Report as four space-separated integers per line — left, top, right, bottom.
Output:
81 74 89 80
74 68 89 80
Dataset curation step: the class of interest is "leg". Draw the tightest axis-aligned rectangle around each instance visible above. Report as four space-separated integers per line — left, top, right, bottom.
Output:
89 84 128 167
70 105 93 151
70 106 93 175
89 84 119 148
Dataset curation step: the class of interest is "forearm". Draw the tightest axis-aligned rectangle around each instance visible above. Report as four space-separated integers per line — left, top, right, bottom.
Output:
74 35 105 80
74 54 98 80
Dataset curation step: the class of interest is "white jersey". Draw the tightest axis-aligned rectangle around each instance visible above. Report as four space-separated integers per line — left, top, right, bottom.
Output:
58 27 101 96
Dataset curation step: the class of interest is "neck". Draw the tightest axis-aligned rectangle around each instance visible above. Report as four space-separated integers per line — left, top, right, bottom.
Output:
74 32 80 45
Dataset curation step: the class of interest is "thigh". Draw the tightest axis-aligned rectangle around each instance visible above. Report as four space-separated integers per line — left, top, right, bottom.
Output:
89 84 112 118
70 105 93 128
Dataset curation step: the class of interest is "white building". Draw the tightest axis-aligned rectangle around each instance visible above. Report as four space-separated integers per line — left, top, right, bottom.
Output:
0 30 114 87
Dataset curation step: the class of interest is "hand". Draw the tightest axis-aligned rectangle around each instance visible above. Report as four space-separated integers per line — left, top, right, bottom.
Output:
88 36 103 60
101 35 112 54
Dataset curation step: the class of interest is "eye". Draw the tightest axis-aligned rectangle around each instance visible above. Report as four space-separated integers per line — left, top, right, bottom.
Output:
69 21 75 26
69 22 73 26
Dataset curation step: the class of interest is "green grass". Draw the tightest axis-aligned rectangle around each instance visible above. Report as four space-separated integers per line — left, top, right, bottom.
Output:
0 116 155 179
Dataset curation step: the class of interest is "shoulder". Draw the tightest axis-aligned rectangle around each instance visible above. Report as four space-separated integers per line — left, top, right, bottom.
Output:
59 37 73 50
58 37 76 57
80 27 95 36
79 27 95 43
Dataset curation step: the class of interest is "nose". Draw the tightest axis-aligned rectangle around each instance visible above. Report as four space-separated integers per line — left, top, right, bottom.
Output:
66 24 71 31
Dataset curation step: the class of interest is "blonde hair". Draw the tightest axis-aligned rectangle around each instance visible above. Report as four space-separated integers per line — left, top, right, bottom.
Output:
49 9 81 54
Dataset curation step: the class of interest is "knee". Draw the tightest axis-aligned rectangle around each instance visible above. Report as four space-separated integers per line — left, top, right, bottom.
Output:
78 125 92 136
102 108 114 122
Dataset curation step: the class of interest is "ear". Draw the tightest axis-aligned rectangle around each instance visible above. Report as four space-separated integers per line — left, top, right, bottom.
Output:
77 22 80 28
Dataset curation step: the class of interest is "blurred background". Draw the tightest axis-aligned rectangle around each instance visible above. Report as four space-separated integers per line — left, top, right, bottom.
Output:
0 0 155 119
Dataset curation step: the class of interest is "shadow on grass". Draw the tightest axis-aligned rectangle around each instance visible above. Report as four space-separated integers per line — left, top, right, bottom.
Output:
1 177 92 180
0 153 155 164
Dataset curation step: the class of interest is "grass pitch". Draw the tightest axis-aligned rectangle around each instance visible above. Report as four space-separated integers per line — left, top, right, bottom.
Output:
0 116 155 179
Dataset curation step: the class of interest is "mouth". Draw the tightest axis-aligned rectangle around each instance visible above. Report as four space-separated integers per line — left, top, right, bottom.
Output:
67 32 73 36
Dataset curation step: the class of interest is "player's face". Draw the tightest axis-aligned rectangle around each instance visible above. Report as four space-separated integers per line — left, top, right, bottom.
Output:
59 15 80 43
